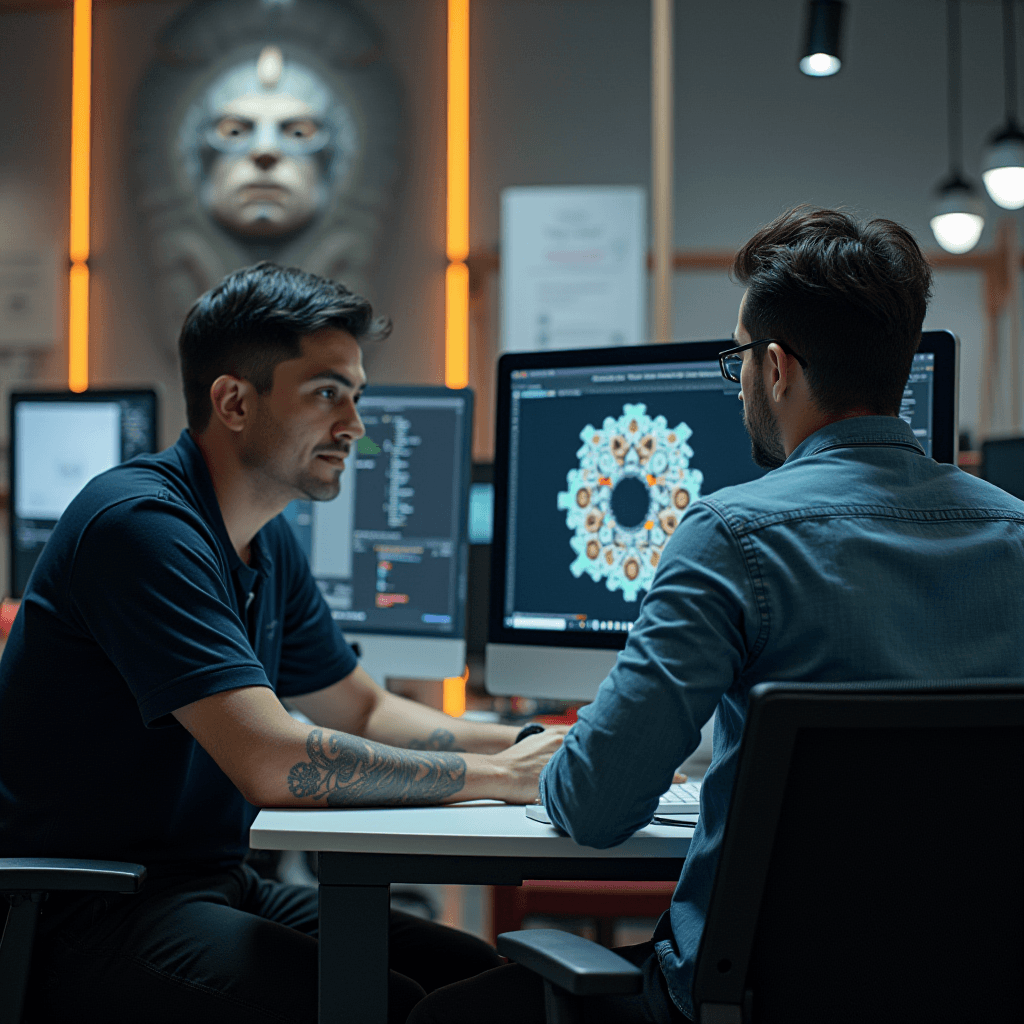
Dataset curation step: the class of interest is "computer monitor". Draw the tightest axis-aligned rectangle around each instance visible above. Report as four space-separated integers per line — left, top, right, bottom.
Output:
282 386 473 686
466 463 494 657
981 437 1024 500
8 389 159 598
486 331 959 699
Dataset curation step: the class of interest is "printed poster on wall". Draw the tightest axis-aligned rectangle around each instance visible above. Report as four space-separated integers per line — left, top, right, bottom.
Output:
500 186 647 353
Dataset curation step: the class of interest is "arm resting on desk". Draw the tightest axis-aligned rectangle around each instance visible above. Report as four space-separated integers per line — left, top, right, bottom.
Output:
541 504 751 847
173 685 562 806
288 665 522 754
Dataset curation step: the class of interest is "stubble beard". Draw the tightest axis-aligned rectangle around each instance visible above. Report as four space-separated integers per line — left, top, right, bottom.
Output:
744 372 787 470
241 400 344 504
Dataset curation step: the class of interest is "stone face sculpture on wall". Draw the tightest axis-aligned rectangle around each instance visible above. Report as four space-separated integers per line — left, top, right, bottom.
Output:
132 0 402 357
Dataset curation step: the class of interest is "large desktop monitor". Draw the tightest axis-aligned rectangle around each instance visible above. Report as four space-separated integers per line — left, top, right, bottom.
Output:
486 331 959 699
8 389 160 598
283 386 473 685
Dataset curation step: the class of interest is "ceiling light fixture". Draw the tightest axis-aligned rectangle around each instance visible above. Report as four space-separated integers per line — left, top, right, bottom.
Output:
932 0 986 254
982 0 1024 209
799 0 844 77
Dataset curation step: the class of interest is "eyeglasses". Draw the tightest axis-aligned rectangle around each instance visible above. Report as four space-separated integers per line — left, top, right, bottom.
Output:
718 339 809 383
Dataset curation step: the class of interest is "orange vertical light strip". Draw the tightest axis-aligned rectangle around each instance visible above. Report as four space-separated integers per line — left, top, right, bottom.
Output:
68 264 90 391
442 664 469 718
446 0 469 263
445 262 469 389
68 0 92 392
445 0 470 389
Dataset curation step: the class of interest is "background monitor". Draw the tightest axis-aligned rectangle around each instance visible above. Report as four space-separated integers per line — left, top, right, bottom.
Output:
486 331 959 699
283 386 473 686
981 437 1024 500
466 462 494 658
9 389 159 598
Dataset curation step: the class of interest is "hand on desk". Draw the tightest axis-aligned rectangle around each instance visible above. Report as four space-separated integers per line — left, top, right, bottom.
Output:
489 728 567 804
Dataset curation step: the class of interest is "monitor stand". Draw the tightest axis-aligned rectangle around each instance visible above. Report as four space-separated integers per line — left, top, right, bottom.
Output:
346 633 467 688
484 643 618 700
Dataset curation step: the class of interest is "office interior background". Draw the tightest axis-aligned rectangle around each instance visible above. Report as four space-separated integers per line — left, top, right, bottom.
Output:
1 0 1023 940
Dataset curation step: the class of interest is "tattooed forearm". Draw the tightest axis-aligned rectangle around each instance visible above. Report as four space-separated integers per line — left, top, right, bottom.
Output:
406 728 466 752
287 729 466 806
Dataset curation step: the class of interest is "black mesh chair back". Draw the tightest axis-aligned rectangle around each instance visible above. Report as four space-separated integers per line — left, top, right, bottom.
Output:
693 680 1024 1024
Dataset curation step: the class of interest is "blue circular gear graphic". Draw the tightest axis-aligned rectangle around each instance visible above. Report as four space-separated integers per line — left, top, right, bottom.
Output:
556 402 703 602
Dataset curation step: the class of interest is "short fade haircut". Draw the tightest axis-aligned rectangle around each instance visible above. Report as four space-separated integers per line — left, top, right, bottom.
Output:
733 207 933 417
178 262 391 431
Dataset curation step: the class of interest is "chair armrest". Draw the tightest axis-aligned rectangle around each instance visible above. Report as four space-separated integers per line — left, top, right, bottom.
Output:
497 929 643 997
0 858 146 894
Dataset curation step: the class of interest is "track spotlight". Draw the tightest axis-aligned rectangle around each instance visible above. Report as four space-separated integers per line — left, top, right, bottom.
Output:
982 0 1024 209
799 0 844 77
932 1 985 253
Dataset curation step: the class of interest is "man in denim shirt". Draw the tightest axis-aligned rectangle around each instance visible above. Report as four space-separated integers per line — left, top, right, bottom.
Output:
409 209 1024 1024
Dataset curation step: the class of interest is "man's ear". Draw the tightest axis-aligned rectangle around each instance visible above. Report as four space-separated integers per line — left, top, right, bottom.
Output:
766 343 790 404
208 375 254 434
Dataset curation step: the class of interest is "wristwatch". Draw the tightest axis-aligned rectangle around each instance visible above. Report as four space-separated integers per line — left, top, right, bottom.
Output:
514 723 545 744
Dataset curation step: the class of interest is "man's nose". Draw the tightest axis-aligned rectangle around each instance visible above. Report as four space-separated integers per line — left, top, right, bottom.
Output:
252 150 279 171
333 412 366 442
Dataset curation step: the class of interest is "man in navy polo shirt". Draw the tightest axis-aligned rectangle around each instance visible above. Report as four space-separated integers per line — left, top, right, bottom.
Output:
0 263 564 1024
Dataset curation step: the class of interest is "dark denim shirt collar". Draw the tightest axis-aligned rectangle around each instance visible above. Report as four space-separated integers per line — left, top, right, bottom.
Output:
172 429 273 588
787 415 927 464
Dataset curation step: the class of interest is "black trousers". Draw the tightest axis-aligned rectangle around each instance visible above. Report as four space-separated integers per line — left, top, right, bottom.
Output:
29 863 502 1024
406 936 692 1024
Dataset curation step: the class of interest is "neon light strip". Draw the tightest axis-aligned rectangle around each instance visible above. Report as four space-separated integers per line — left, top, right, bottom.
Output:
445 263 469 390
68 0 92 392
442 664 469 718
445 0 469 389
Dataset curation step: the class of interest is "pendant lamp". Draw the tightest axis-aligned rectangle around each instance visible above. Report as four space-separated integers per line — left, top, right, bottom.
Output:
799 0 844 77
932 0 986 253
982 0 1024 209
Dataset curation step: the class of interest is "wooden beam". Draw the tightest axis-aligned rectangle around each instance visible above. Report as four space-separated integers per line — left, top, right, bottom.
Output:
651 0 673 343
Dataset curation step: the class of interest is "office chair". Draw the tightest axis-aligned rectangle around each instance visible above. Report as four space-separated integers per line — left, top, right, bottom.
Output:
0 858 146 1024
499 679 1024 1024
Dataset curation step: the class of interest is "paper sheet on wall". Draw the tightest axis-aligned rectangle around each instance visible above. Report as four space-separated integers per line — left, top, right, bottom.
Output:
500 187 646 353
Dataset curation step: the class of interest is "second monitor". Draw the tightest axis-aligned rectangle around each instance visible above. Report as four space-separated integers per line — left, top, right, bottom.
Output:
284 386 473 685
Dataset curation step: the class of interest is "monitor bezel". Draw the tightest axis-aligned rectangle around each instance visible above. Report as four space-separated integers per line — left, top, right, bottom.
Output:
8 388 160 599
315 384 475 641
488 330 958 652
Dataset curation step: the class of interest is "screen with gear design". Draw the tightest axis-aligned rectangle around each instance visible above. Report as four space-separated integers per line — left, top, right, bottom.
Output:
498 347 938 639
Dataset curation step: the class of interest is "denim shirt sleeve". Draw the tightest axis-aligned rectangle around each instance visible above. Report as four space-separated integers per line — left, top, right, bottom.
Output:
539 501 761 848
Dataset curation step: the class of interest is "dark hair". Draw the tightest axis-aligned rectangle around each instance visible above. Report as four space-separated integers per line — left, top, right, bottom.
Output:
178 262 391 431
733 207 933 417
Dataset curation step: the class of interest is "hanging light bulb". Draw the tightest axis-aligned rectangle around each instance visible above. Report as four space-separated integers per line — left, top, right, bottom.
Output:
931 1 985 253
799 1 844 77
982 126 1024 208
982 0 1024 208
931 176 987 253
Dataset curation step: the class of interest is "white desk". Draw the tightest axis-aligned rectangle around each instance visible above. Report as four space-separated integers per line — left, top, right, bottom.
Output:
250 802 691 1024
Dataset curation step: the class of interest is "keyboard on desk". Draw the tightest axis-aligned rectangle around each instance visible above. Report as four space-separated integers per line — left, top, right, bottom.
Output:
525 778 702 825
656 779 702 814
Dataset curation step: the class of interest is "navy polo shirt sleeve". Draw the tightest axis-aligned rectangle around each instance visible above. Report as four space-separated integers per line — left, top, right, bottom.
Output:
272 519 358 698
68 496 271 727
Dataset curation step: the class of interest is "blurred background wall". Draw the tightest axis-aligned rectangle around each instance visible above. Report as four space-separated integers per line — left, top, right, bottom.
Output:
1 0 1021 594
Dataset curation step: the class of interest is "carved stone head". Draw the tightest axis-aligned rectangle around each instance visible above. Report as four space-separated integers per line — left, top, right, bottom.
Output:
133 0 402 357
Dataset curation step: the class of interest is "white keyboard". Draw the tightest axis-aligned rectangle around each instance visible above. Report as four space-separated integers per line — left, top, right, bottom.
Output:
525 778 701 826
656 779 702 814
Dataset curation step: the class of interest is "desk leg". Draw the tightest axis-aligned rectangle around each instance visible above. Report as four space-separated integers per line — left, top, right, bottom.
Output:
319 882 390 1024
